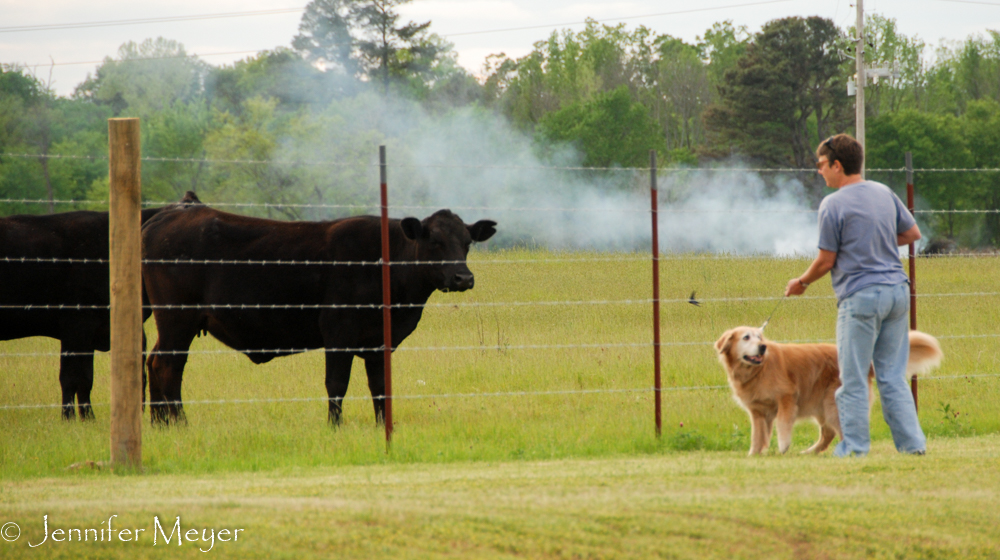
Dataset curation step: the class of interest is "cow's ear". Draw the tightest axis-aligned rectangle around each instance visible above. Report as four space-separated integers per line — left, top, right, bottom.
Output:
468 220 497 242
400 217 423 240
180 191 202 205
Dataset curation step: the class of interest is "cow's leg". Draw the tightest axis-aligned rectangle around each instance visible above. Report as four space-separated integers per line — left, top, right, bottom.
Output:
363 356 386 425
147 315 198 426
324 351 354 425
59 340 94 421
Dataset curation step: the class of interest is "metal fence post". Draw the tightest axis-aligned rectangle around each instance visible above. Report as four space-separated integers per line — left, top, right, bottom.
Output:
650 150 662 438
380 145 394 444
906 152 918 412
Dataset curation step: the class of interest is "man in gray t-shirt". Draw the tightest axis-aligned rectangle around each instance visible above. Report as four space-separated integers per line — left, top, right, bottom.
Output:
784 134 925 457
818 181 915 303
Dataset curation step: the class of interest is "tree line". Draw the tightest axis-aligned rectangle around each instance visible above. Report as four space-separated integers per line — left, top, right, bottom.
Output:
2 0 999 247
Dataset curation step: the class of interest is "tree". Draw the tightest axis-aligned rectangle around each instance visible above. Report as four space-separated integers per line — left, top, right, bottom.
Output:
207 48 353 114
201 97 303 219
74 38 210 118
537 85 666 169
697 21 750 89
866 108 974 242
651 36 712 153
1 67 112 214
859 14 927 118
483 21 660 129
293 0 449 95
0 66 60 212
960 99 1000 246
291 0 358 75
704 17 851 200
141 100 212 202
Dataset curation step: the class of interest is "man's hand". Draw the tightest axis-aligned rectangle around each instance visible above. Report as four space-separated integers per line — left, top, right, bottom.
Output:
898 224 921 246
786 249 836 296
785 278 808 296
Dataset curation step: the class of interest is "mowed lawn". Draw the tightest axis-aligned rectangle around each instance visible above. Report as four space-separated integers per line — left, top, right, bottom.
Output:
2 437 1000 559
2 251 999 557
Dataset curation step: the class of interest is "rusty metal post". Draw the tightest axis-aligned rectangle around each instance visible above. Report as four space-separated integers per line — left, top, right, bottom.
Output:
906 152 918 411
650 150 662 437
379 145 394 444
108 118 143 469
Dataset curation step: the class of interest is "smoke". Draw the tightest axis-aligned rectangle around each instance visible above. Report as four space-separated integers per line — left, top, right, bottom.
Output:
279 94 821 256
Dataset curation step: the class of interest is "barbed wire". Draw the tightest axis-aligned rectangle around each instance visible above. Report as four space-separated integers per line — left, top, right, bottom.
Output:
3 255 666 266
917 252 1000 258
0 153 909 173
914 209 1000 214
4 292 1000 313
2 372 997 412
5 196 1000 217
0 342 656 358
3 332 998 359
4 150 1000 174
4 252 999 269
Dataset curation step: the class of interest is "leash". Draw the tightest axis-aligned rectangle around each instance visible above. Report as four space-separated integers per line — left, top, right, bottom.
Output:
760 293 788 331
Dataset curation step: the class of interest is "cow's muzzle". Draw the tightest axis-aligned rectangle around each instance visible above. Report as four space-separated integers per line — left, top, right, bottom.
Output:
443 272 474 292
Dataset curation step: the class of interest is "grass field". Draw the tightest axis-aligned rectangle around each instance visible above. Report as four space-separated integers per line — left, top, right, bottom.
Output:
2 250 1000 557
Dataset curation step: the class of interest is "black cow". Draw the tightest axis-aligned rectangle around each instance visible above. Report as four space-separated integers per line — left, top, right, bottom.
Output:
141 200 496 425
1 206 164 420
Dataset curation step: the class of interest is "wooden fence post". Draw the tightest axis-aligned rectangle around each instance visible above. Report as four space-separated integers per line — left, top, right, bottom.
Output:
109 118 143 469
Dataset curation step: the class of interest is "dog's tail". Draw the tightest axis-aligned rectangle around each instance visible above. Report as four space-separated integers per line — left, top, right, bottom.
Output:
907 330 943 378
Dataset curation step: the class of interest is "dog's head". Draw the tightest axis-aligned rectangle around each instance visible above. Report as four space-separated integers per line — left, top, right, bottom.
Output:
715 327 768 370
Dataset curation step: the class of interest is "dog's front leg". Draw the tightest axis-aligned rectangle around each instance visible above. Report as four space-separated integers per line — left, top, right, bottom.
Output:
776 396 797 454
749 413 769 455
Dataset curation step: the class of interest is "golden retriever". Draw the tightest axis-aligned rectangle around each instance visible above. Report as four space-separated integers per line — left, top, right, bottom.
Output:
715 327 943 455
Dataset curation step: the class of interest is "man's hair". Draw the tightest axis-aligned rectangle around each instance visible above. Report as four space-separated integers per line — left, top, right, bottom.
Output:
817 134 863 175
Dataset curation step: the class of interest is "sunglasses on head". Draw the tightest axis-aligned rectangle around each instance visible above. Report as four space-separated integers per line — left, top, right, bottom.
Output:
816 137 838 170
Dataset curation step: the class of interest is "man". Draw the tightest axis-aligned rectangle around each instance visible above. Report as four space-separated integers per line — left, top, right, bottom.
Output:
784 134 925 457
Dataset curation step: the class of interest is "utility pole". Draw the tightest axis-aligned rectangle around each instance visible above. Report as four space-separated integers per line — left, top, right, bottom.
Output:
856 0 865 177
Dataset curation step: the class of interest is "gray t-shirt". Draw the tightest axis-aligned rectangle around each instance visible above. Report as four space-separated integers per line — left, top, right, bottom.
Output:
817 180 916 302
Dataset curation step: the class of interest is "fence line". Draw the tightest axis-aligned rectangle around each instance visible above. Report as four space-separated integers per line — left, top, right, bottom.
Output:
10 151 1000 174
3 372 998 413
4 332 998 359
3 291 1000 313
5 197 1000 216
5 249 999 267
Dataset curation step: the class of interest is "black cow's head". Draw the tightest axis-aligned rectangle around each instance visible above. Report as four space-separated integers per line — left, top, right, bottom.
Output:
400 209 497 292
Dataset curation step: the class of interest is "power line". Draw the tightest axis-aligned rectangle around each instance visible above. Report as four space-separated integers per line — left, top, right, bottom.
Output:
0 8 304 34
442 0 794 37
933 0 1000 6
1 0 790 37
21 50 268 68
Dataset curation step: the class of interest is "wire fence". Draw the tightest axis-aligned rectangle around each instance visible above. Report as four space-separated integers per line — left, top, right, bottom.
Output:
3 291 1000 313
3 372 999 412
3 156 1000 423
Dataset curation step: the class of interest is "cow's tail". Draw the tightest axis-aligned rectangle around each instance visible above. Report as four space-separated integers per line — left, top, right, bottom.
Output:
906 331 943 378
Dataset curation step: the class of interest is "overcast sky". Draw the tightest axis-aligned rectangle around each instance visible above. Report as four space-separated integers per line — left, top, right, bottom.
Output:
3 0 1000 97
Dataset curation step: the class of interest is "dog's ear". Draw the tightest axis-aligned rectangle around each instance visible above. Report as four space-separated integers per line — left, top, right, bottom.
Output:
715 330 734 355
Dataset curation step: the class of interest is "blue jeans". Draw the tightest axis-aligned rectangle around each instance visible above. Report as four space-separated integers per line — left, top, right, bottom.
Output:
834 283 926 457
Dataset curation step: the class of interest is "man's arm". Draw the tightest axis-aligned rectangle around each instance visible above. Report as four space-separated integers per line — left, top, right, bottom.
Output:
898 224 921 246
785 249 837 296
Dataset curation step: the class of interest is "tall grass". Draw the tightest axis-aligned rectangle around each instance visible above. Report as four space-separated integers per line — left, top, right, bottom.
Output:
1 251 998 478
